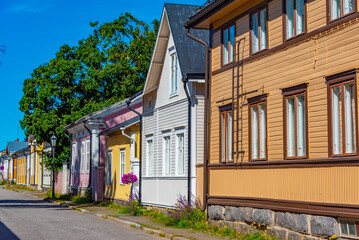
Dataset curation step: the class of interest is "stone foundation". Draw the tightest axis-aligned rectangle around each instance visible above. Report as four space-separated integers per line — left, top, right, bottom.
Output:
70 186 89 196
208 205 340 239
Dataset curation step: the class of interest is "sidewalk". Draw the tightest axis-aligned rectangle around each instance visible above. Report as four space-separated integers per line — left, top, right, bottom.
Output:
2 185 227 240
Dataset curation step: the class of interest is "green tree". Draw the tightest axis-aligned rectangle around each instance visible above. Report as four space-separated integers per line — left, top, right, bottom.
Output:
19 13 158 169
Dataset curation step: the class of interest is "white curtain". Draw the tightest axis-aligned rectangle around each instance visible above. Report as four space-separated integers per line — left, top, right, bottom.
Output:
331 0 341 20
332 86 342 154
344 83 355 153
229 26 235 63
286 0 294 38
344 0 354 15
221 114 226 162
252 106 258 159
259 104 266 159
86 139 90 172
296 0 305 34
165 137 171 175
260 9 267 50
296 95 306 156
227 112 233 161
223 29 229 64
107 151 112 183
120 150 125 182
177 134 184 175
252 13 259 53
287 97 295 157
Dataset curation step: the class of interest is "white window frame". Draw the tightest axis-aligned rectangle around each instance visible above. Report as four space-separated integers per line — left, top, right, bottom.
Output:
85 139 90 173
162 131 171 176
107 150 112 184
71 143 76 173
80 140 85 173
146 135 153 176
175 129 185 176
169 48 178 97
77 141 81 174
120 148 126 184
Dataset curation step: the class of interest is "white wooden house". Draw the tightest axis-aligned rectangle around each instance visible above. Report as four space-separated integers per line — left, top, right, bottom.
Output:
142 3 208 207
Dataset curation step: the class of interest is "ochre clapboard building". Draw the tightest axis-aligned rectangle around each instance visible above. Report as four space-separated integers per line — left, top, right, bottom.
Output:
186 0 359 238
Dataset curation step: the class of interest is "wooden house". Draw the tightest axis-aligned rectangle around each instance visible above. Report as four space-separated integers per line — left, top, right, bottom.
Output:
186 0 359 238
141 3 208 207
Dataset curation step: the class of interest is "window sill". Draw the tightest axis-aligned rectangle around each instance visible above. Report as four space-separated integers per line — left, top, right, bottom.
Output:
329 11 356 24
169 92 178 99
251 48 268 56
284 32 306 43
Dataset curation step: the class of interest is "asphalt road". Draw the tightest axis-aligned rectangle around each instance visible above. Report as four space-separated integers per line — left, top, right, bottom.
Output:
0 188 158 240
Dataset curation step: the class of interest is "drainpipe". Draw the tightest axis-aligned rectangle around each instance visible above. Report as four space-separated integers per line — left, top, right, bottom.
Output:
182 77 192 204
185 26 210 212
83 122 92 190
126 100 142 204
64 131 72 192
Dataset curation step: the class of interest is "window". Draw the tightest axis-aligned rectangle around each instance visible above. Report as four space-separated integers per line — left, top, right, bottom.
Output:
162 132 171 176
175 130 185 175
86 139 90 173
146 136 153 176
222 25 235 65
220 105 233 162
77 141 81 173
107 150 112 184
330 0 354 21
80 140 85 173
283 84 307 159
120 149 125 184
285 0 305 39
251 7 268 54
71 143 76 173
249 95 267 160
170 52 178 95
340 220 359 238
327 71 357 156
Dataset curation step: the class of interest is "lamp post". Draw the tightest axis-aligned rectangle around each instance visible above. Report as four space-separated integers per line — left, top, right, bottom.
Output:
50 134 57 198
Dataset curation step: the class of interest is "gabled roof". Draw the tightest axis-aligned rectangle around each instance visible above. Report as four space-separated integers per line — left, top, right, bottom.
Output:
6 142 29 154
144 3 209 94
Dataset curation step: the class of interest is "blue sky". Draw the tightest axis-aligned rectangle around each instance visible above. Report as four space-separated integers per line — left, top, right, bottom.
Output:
0 0 204 148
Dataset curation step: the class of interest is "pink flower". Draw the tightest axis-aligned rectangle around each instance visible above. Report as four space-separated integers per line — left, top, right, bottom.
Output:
121 172 138 184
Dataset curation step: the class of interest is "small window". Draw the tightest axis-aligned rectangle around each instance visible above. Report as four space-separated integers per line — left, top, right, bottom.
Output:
285 0 305 39
162 132 171 176
80 140 85 173
283 84 307 159
86 139 90 173
120 149 125 184
220 106 233 162
107 150 112 184
170 52 178 95
77 141 81 173
327 71 357 156
251 7 268 54
249 95 267 161
71 143 76 173
175 130 185 175
146 136 153 176
222 25 235 65
340 219 359 238
330 0 355 21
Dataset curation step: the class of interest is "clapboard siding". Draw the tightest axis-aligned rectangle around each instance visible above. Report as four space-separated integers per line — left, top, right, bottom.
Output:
196 97 205 164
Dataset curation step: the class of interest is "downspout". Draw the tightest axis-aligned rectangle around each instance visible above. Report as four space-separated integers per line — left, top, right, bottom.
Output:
83 122 92 189
182 77 192 204
63 131 72 192
185 26 210 212
120 127 136 171
126 100 142 204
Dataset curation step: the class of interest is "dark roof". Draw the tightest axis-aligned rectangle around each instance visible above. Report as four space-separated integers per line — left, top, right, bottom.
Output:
7 142 29 154
164 3 209 77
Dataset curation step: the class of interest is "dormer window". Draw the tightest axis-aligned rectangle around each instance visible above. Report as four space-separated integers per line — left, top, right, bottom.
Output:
170 51 178 95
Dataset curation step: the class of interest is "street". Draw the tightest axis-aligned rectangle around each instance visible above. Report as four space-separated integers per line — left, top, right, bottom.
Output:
0 188 158 240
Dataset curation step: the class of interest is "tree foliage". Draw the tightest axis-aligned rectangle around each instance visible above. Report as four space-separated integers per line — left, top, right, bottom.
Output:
19 13 159 169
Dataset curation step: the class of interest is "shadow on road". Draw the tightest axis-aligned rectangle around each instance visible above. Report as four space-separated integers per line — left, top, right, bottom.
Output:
0 199 70 210
0 222 20 240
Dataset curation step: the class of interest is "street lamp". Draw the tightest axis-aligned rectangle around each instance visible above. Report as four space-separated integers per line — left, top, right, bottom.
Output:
50 134 57 198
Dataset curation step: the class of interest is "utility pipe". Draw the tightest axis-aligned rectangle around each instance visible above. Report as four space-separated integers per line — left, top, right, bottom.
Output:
182 77 192 204
126 99 142 204
185 26 210 212
120 127 136 172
